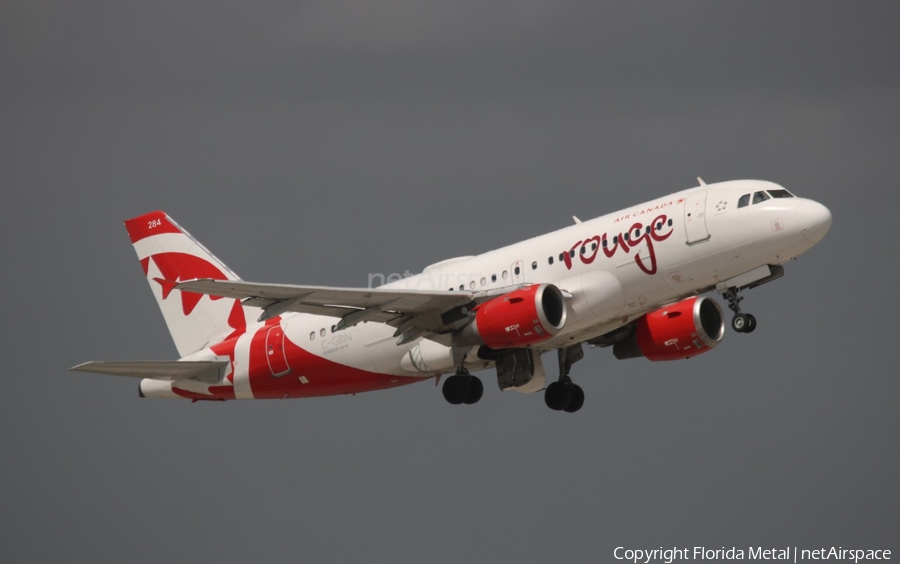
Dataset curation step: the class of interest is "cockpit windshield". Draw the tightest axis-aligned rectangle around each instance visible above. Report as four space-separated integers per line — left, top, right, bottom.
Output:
752 191 770 205
737 188 795 210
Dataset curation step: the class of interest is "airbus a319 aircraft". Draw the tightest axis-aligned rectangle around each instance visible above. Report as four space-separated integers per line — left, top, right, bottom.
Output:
73 179 831 412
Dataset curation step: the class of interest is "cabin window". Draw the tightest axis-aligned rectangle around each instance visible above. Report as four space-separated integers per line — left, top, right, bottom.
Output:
569 249 575 258
480 277 486 286
613 235 618 244
514 266 521 275
768 189 794 198
591 242 597 251
502 270 508 279
752 191 771 205
548 256 554 265
580 246 586 255
667 219 673 227
602 238 608 248
470 281 476 289
459 284 464 291
624 233 630 241
531 261 537 270
309 331 315 340
320 328 326 337
491 274 497 282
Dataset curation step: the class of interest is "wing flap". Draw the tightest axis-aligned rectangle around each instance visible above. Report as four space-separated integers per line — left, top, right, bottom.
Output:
70 360 228 383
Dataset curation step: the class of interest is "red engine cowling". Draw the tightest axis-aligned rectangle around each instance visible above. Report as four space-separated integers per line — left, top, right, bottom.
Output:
613 296 725 361
455 284 567 349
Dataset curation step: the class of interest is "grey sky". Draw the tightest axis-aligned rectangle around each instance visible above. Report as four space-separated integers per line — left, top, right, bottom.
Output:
1 2 898 562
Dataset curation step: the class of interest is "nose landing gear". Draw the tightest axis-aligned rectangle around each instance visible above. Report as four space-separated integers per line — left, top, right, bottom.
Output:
723 287 757 333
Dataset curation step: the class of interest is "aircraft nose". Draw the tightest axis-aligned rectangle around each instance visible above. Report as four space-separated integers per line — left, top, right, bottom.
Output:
796 200 832 244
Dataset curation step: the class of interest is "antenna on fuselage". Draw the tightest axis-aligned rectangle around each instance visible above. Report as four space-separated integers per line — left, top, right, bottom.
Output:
572 216 582 224
697 177 707 186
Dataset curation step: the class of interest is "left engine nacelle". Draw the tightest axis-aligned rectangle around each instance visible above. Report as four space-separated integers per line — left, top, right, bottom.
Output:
454 284 567 349
614 296 725 361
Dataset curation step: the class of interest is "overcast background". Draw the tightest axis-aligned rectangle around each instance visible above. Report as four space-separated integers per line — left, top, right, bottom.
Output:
1 2 898 562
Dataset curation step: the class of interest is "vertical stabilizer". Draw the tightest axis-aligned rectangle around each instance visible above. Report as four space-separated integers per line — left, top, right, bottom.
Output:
124 211 256 357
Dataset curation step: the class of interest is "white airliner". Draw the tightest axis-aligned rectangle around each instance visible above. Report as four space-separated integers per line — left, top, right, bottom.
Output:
72 179 831 412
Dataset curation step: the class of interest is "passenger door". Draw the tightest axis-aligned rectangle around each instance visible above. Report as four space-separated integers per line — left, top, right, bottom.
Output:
684 191 711 245
265 324 291 377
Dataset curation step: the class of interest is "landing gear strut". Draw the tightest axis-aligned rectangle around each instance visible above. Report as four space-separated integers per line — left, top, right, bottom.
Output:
545 344 585 413
722 287 757 333
442 367 484 405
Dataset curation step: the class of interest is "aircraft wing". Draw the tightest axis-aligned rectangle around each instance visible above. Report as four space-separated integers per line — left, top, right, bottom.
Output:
176 279 476 343
70 360 228 383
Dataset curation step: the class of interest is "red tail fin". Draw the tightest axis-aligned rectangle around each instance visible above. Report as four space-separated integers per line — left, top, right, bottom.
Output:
124 212 255 356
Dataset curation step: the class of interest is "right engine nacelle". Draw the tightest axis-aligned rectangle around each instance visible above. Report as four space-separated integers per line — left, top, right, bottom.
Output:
454 283 567 349
613 296 725 361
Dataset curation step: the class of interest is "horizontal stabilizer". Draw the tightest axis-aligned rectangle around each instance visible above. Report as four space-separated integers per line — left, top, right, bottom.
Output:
70 360 228 383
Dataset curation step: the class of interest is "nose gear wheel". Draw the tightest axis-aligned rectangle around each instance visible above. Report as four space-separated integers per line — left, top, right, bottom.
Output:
723 288 758 334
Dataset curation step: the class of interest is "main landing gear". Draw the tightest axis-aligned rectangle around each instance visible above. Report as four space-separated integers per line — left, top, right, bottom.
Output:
722 287 757 334
442 367 484 405
545 344 585 413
